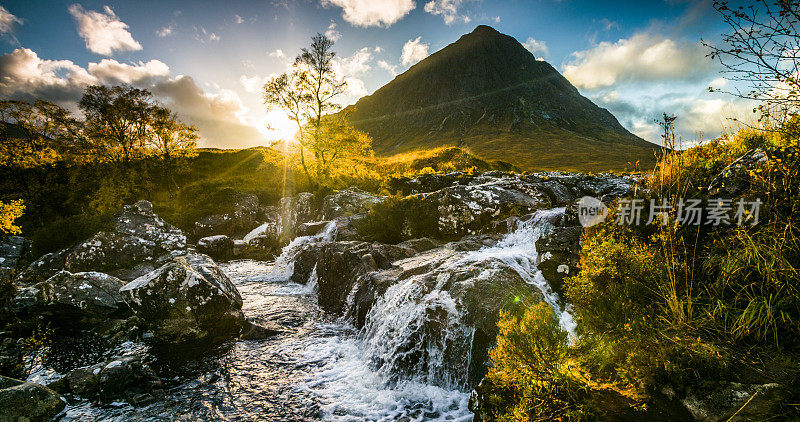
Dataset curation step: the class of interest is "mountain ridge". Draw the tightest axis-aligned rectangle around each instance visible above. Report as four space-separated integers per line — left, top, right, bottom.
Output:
344 25 659 171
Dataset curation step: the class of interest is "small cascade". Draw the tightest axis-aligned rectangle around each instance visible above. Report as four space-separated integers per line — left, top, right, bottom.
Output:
257 221 337 282
362 276 475 390
464 207 577 338
300 207 576 420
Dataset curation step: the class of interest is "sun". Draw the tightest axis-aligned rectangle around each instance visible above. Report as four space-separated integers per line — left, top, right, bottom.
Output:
261 109 299 144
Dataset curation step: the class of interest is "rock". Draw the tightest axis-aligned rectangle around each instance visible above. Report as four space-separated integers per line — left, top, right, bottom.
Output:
0 336 22 379
420 175 550 237
63 200 186 281
321 187 384 219
15 249 69 287
14 271 128 323
193 193 264 239
0 236 28 273
682 382 792 422
279 192 319 242
290 241 416 317
397 238 441 253
535 226 583 295
57 354 164 406
386 172 474 195
197 235 235 261
239 319 282 340
119 253 245 343
708 148 769 197
297 221 332 237
0 376 65 422
291 235 538 386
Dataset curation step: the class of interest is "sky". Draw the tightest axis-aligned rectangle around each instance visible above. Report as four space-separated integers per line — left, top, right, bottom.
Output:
0 0 756 148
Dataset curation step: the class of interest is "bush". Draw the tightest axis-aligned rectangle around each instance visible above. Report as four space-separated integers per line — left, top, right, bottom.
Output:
478 301 592 421
356 194 440 243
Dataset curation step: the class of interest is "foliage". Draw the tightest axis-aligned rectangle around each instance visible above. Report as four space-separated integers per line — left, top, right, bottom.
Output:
0 199 24 235
80 85 198 163
263 33 372 186
704 0 800 133
479 302 592 421
356 194 440 244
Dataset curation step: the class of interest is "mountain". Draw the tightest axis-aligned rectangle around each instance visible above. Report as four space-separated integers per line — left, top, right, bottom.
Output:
343 25 659 171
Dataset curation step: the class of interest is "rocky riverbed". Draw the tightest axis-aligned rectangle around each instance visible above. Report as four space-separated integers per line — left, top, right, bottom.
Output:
0 170 635 421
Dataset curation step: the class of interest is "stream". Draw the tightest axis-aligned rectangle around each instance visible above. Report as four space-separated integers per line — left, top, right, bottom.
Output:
52 208 571 421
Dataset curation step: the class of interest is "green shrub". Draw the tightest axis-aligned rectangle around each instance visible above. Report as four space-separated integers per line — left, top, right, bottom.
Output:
478 301 592 421
356 194 440 243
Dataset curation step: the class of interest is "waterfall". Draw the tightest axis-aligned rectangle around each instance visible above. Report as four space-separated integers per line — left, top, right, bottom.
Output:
254 221 337 282
299 207 574 421
464 207 577 338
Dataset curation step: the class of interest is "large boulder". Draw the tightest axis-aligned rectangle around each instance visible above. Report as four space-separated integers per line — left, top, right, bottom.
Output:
54 354 164 406
63 200 186 281
290 241 417 317
321 187 384 220
0 236 28 274
708 148 769 197
193 193 264 239
14 271 128 323
535 226 583 296
0 376 65 422
197 235 235 261
420 175 549 237
15 249 69 287
279 192 319 242
290 234 542 386
119 253 245 343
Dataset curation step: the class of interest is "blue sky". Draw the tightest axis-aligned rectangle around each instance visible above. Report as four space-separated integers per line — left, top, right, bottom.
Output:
0 0 752 148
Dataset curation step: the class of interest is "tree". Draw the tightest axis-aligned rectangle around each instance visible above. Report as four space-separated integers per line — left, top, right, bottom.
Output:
0 199 24 235
704 0 800 125
80 85 154 163
149 107 198 161
0 100 83 168
78 85 198 163
263 33 367 186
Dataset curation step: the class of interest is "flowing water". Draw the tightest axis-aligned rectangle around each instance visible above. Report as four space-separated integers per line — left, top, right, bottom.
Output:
53 208 572 421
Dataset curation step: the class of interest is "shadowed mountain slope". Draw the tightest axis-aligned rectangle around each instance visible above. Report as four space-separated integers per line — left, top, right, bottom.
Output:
344 25 659 171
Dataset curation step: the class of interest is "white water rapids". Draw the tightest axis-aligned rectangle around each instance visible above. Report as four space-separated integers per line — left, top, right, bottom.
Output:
287 207 576 421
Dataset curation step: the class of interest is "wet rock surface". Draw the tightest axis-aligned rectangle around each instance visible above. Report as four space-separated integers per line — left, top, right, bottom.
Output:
197 235 235 261
14 271 129 323
63 200 187 281
54 353 164 406
0 375 65 421
120 253 245 343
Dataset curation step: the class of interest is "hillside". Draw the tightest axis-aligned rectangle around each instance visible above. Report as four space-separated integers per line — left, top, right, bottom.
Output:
344 25 660 171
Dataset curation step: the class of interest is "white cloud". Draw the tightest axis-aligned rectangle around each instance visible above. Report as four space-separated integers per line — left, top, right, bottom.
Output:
378 60 398 76
321 0 415 27
0 47 264 148
239 74 272 93
563 33 714 90
344 77 368 97
68 4 142 56
156 25 173 37
401 36 429 66
424 0 469 25
269 49 285 59
0 6 22 35
194 26 220 43
0 48 96 104
325 21 341 42
522 37 548 60
88 59 170 84
233 14 244 24
334 47 373 76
